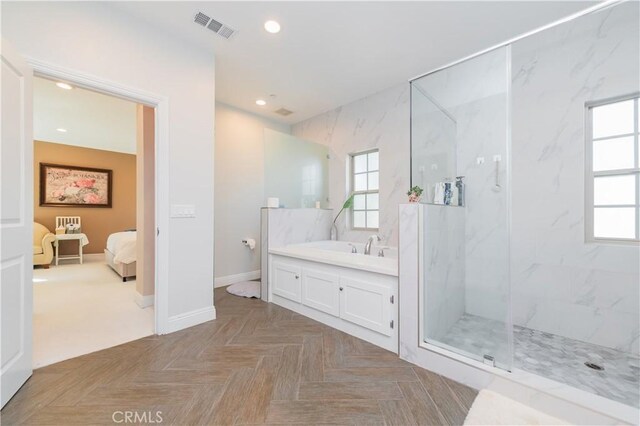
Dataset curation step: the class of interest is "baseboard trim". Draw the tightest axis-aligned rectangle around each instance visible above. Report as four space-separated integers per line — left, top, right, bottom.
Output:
166 306 216 334
215 270 260 288
134 292 154 308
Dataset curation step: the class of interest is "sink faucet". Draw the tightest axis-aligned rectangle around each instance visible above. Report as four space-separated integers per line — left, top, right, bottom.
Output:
364 234 381 255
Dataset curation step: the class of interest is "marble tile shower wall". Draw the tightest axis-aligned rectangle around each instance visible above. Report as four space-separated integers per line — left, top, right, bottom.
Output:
411 90 465 339
292 85 410 246
455 93 509 323
511 3 640 355
413 46 510 325
265 208 333 249
410 90 457 200
422 204 466 341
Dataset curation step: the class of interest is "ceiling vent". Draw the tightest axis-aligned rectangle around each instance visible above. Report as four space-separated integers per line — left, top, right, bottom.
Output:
194 12 236 40
274 108 294 117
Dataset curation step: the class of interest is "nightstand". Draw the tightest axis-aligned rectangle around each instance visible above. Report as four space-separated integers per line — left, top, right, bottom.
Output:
54 233 90 265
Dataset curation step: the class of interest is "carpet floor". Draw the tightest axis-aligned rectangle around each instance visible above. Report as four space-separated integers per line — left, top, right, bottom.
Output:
33 254 154 368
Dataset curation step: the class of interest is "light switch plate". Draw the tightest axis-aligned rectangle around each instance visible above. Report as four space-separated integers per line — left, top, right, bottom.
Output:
171 204 196 218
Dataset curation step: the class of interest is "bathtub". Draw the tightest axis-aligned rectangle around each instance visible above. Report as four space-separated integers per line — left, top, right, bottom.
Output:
269 240 398 276
268 240 398 352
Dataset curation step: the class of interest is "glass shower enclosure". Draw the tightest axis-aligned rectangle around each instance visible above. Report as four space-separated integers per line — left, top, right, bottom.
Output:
411 1 640 409
412 46 512 371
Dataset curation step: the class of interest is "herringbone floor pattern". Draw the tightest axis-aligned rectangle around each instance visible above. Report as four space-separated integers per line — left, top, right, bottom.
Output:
2 290 478 425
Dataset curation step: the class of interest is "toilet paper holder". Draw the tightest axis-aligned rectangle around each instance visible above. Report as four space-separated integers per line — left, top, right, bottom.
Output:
242 239 256 250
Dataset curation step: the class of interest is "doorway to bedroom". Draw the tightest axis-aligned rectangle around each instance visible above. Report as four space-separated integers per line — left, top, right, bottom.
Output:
31 76 156 368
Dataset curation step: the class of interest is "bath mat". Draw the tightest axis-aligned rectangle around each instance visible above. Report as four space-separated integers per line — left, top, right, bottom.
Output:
464 389 569 425
226 281 260 298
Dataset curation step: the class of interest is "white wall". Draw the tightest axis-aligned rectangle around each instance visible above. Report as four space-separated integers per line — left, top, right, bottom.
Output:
214 103 289 282
34 77 137 154
292 85 410 246
3 2 216 328
511 2 640 354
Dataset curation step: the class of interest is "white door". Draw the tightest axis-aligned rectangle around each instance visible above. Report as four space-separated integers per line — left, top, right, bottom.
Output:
272 261 301 303
301 268 340 317
339 277 392 336
1 39 33 408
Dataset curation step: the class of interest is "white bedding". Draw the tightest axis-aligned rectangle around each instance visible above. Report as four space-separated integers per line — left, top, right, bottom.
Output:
106 231 137 264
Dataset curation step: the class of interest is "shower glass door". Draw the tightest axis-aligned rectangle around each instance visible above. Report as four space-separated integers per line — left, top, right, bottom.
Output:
411 46 513 370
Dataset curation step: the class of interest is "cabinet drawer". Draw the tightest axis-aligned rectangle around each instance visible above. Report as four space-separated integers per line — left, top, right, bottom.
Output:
272 261 302 302
302 269 340 317
339 277 392 336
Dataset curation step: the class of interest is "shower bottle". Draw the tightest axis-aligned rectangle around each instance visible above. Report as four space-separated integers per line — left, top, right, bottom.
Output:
456 176 465 207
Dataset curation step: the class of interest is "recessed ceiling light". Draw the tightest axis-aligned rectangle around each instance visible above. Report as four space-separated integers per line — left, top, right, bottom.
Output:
264 20 281 34
256 99 267 106
56 82 73 90
56 128 67 133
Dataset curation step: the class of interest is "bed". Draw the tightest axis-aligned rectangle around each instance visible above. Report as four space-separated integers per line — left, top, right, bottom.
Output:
105 231 137 282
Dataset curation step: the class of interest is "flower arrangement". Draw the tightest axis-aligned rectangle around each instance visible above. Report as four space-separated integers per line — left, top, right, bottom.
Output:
407 186 423 203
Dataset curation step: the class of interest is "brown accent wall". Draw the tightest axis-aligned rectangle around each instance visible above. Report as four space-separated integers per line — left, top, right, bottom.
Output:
34 140 136 255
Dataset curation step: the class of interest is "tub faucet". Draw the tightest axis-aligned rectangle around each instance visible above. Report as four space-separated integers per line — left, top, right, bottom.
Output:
364 234 381 255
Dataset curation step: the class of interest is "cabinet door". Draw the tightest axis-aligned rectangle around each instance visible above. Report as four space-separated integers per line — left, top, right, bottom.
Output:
339 277 392 336
302 269 340 317
272 261 301 302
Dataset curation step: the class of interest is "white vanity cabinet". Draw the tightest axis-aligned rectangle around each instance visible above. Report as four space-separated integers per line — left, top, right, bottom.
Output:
269 254 398 353
272 261 302 302
339 277 393 337
301 268 340 317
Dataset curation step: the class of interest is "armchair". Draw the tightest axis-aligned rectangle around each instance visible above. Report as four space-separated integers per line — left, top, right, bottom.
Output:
33 222 55 268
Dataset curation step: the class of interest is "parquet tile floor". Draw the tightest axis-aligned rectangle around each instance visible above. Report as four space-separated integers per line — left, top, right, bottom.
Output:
1 290 478 425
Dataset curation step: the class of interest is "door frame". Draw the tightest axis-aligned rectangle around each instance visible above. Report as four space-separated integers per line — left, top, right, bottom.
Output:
27 57 170 334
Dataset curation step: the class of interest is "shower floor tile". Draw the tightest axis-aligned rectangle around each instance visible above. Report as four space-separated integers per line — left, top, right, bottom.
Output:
437 314 640 408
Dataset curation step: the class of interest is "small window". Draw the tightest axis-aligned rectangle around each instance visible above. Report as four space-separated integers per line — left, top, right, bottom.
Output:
586 95 640 242
351 149 379 230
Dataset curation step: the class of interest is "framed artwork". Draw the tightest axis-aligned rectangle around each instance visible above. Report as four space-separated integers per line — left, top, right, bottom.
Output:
40 163 112 208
